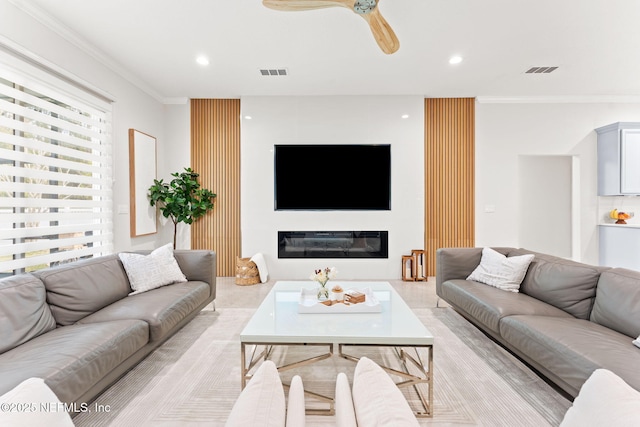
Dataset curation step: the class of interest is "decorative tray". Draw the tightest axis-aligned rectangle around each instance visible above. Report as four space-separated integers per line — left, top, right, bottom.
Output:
298 287 381 314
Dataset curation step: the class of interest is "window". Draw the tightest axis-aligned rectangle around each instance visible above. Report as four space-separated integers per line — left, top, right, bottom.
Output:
0 49 113 276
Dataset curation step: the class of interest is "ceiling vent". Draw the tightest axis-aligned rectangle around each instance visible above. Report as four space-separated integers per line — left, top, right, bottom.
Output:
259 68 288 76
525 66 558 74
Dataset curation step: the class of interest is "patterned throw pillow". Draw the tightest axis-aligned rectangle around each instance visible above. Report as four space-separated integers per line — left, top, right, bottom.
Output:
466 247 534 292
119 243 187 295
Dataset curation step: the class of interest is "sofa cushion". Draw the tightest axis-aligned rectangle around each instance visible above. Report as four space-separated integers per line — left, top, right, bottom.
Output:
0 378 74 427
560 369 640 427
335 372 357 427
77 281 210 342
467 247 534 292
119 243 187 295
0 275 56 354
352 357 419 427
499 315 640 396
225 360 285 427
34 254 132 325
510 249 605 319
441 279 572 335
590 268 640 339
0 320 149 404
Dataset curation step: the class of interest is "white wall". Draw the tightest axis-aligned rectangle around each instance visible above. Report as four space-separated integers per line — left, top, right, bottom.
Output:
240 96 424 280
517 155 575 258
476 101 640 265
160 102 192 249
0 0 168 252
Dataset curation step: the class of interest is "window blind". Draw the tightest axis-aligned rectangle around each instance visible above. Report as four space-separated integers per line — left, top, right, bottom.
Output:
0 55 113 276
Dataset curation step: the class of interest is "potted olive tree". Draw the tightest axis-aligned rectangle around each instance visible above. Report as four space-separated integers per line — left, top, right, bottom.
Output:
148 167 216 248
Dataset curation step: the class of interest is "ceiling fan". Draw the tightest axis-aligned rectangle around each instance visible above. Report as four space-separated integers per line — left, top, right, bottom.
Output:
262 0 400 54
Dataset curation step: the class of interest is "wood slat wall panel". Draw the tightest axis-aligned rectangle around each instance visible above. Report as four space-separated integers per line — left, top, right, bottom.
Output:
425 98 475 274
190 99 241 276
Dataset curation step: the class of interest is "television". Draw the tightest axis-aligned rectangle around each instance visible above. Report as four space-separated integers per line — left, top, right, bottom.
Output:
274 144 391 210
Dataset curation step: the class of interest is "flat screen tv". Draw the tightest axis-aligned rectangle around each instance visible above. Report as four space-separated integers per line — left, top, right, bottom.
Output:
274 144 391 210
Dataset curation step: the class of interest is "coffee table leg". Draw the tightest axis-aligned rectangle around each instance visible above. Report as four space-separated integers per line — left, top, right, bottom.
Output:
240 342 246 389
338 343 433 417
241 342 270 389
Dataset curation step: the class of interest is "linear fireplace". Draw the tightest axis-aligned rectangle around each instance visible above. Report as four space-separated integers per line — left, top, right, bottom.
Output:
278 231 388 259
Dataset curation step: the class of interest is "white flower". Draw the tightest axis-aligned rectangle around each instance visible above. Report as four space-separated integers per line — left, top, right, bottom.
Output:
310 267 337 287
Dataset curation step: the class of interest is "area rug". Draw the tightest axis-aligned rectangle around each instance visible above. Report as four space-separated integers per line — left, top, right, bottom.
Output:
73 307 571 426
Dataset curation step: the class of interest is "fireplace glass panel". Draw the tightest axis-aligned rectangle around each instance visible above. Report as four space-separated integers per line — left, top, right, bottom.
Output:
278 231 388 258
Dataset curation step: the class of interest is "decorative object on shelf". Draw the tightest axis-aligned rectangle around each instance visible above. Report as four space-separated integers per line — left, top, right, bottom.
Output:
610 209 634 225
310 267 337 301
401 250 427 281
148 167 216 249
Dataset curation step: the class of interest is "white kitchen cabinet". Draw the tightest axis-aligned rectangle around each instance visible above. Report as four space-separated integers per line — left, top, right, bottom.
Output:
597 122 640 196
599 224 640 270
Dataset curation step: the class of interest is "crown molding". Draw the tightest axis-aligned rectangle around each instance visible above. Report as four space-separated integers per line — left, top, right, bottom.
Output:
8 0 165 103
476 95 640 104
163 97 189 105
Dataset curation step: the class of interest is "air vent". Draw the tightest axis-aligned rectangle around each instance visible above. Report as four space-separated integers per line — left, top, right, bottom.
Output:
259 68 288 76
525 66 558 74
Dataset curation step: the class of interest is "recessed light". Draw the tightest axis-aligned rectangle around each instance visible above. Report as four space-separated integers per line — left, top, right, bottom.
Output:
196 56 210 66
449 55 463 65
401 114 409 119
244 116 252 120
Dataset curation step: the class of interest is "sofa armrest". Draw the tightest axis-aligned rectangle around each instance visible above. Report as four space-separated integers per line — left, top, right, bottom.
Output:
435 247 483 297
335 372 357 427
286 375 305 427
352 357 419 427
226 360 285 427
173 250 216 301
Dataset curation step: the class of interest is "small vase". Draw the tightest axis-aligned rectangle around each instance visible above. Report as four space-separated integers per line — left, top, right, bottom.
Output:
317 284 329 301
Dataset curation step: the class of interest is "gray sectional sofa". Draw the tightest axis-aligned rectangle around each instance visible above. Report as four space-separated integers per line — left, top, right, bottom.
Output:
0 249 216 414
436 247 640 398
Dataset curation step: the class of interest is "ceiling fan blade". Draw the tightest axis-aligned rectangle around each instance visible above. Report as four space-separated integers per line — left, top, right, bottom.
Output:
361 7 399 54
262 0 351 11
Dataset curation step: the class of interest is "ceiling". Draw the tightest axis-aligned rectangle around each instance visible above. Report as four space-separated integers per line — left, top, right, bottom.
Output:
13 0 640 102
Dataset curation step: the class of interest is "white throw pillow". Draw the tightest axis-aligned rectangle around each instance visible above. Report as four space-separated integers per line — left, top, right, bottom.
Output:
467 247 534 292
560 369 640 427
119 243 187 295
352 357 419 427
0 378 74 427
225 360 286 427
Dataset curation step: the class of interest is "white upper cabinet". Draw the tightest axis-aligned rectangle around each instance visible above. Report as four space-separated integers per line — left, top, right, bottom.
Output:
597 122 640 196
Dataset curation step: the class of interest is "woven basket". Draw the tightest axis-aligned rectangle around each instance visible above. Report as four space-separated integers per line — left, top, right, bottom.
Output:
235 257 260 286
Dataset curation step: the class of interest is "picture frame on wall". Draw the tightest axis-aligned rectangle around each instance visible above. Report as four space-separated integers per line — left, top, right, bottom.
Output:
129 129 157 237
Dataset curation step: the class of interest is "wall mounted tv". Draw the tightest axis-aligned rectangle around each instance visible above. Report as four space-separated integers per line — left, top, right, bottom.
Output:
274 144 391 210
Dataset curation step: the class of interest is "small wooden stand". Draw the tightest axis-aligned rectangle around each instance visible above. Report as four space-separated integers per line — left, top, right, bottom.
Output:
402 255 414 281
401 250 427 281
412 249 427 281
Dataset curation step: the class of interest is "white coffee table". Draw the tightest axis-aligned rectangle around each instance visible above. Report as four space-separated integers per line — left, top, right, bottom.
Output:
240 281 434 417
